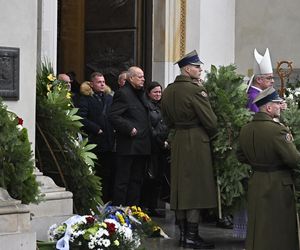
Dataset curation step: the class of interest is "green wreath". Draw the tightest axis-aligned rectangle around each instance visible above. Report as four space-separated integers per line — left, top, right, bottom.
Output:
205 64 252 212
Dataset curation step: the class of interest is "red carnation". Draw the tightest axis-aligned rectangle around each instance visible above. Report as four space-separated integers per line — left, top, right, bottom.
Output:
18 117 23 126
85 216 95 224
106 222 116 235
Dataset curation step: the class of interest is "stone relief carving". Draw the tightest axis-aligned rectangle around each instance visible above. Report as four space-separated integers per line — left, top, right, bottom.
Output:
0 47 19 100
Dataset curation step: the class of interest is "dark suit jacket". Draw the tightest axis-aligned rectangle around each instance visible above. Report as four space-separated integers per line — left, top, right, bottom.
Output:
109 82 151 155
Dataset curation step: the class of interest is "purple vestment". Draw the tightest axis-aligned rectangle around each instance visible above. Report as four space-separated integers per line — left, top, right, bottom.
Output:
246 86 261 113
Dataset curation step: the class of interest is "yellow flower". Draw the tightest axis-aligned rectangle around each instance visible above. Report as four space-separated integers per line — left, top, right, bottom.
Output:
114 240 120 246
47 84 52 92
66 92 72 99
47 74 56 81
144 214 151 222
116 212 125 225
101 222 107 228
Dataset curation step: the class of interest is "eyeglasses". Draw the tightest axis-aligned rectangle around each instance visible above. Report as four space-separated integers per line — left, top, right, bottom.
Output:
262 76 274 81
134 75 144 79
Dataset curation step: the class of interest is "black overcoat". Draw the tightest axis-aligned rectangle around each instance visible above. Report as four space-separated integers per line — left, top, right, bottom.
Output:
77 89 115 153
109 83 151 155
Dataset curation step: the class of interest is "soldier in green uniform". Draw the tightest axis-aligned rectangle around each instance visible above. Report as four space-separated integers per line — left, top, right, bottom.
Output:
237 86 300 250
161 50 217 249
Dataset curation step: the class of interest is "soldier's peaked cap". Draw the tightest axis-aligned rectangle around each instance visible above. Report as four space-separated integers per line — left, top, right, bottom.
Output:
253 87 283 107
174 50 203 68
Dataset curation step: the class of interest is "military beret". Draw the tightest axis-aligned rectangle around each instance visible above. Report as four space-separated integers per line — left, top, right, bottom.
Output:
174 50 203 68
253 87 283 107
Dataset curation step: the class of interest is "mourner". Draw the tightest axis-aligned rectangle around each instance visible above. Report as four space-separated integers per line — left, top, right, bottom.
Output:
237 86 300 250
109 66 151 206
77 73 115 203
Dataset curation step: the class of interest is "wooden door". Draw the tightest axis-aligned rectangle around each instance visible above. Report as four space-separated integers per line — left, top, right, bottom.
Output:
57 0 85 82
58 0 152 90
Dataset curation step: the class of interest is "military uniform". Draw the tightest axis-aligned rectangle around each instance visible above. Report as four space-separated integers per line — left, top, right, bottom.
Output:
161 50 217 249
161 75 218 210
237 111 300 250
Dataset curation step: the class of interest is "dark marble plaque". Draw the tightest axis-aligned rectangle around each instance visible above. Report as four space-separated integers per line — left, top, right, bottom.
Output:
0 47 19 100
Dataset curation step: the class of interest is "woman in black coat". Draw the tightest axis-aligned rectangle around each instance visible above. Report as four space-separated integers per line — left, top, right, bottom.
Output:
141 81 169 217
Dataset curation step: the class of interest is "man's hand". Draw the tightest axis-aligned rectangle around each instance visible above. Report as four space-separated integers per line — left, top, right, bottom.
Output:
280 101 287 111
130 128 137 136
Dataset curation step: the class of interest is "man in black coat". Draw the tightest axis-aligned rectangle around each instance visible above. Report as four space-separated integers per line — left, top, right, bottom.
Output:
77 72 115 203
109 66 151 206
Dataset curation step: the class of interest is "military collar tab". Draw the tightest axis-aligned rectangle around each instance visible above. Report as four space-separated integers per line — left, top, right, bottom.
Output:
253 112 274 122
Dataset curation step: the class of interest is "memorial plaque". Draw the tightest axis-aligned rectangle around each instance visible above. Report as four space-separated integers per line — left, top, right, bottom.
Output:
0 47 19 100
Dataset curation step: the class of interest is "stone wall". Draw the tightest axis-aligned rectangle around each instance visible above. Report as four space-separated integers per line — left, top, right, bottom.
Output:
235 0 300 75
0 0 37 149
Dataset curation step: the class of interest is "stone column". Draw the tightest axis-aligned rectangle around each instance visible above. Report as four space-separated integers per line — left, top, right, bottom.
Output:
29 170 73 241
0 188 36 250
152 0 181 88
34 1 74 241
37 0 58 71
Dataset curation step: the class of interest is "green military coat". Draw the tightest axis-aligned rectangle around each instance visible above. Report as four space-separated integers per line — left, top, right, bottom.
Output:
237 112 300 250
161 75 218 210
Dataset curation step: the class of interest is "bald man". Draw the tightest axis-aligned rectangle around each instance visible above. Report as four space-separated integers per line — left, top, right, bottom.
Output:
109 66 151 206
58 73 71 91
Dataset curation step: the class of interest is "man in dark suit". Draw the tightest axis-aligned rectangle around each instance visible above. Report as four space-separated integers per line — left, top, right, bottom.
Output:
109 66 151 206
77 72 115 203
237 87 300 250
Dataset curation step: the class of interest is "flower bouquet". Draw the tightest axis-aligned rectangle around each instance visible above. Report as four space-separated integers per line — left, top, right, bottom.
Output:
48 204 168 249
98 204 168 239
48 213 140 250
126 206 168 238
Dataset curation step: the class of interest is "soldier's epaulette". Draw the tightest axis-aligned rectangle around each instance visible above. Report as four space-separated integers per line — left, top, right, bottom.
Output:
272 118 294 142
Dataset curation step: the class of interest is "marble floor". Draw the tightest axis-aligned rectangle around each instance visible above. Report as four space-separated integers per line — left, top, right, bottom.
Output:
142 209 245 250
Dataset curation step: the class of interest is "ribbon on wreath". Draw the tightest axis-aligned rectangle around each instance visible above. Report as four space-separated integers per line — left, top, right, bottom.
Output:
56 215 82 250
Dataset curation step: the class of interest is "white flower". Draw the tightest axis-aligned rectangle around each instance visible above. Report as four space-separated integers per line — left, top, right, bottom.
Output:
16 124 23 131
47 224 57 241
95 228 109 238
102 239 110 247
88 241 95 249
118 225 133 240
